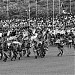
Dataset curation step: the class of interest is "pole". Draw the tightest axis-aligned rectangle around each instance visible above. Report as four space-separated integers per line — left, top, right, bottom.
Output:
7 0 9 19
36 0 37 20
29 0 30 26
53 0 54 30
47 0 49 19
70 0 71 13
59 0 60 14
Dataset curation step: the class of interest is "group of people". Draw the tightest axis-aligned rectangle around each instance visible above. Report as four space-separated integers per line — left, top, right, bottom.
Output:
0 13 75 62
0 24 49 62
0 25 74 62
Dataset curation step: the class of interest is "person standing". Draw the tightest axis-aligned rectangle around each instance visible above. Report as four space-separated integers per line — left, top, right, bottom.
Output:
57 40 64 56
68 36 73 48
0 42 3 60
55 37 64 56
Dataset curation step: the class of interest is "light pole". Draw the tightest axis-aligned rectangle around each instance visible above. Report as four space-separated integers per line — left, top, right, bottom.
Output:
25 10 28 19
35 0 38 25
70 0 71 13
53 0 54 30
36 0 38 20
59 0 60 14
29 0 30 26
47 0 49 19
7 0 9 19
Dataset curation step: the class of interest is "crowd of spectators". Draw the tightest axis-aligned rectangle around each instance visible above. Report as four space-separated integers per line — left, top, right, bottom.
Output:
0 13 75 33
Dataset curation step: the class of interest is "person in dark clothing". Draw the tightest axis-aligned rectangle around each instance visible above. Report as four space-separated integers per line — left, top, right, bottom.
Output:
21 41 26 56
38 41 46 58
57 40 64 56
33 41 38 59
3 41 8 62
69 30 74 37
8 43 13 58
11 44 17 61
26 41 31 57
17 44 22 60
0 43 3 60
10 30 16 36
68 36 73 48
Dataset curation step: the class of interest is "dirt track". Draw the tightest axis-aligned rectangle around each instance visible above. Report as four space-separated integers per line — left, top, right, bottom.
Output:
0 47 75 75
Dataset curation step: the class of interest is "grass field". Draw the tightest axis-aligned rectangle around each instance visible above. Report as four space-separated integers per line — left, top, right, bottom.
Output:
0 46 74 75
